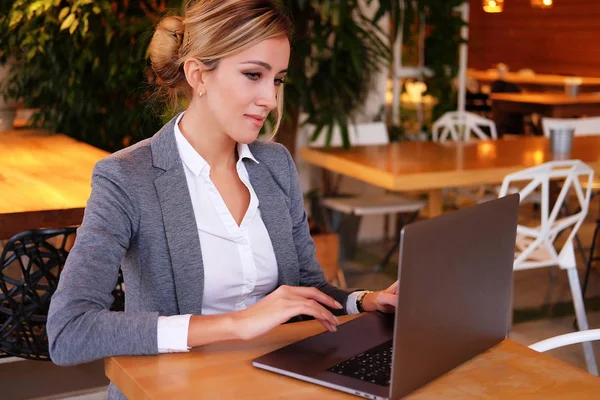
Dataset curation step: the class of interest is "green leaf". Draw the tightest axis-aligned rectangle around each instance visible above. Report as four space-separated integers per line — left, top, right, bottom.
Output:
69 20 79 35
58 7 70 21
82 15 89 36
26 47 37 61
60 13 75 31
9 11 24 29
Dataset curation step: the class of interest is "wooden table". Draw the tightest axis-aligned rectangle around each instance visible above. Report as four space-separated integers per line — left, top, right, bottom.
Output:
0 129 109 239
468 68 600 93
300 135 600 217
106 315 600 399
490 93 600 119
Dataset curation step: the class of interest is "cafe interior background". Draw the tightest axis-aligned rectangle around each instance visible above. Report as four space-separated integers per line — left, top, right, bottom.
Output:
2 0 600 398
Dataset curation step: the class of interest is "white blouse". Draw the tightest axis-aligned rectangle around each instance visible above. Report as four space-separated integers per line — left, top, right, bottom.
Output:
157 113 362 353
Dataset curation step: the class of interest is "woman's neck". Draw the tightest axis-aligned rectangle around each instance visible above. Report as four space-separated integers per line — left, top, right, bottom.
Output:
178 105 237 171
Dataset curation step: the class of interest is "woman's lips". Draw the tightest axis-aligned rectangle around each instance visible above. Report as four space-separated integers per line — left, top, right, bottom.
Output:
244 114 266 127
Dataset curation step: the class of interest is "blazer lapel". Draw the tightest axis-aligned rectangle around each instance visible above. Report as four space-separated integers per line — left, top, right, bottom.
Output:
245 160 300 287
151 116 205 315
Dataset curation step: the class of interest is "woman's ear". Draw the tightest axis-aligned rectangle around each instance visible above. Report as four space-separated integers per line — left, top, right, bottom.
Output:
183 58 206 97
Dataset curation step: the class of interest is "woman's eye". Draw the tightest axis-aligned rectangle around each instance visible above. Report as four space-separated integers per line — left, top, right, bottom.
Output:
244 72 261 80
275 78 286 86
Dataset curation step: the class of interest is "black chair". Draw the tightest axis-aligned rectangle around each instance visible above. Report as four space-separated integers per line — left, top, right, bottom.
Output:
465 91 492 115
111 268 126 312
0 228 125 360
0 228 77 360
490 79 528 135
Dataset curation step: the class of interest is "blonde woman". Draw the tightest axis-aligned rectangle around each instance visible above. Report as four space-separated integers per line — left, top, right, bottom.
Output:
48 1 398 398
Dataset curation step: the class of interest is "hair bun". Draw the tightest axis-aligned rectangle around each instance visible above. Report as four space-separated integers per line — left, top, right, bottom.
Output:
149 16 185 86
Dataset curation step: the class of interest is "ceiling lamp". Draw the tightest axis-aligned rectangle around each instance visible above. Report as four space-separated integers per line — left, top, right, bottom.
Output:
483 0 504 13
531 0 553 8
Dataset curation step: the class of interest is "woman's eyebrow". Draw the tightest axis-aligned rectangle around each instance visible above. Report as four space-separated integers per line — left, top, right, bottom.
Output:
240 60 288 74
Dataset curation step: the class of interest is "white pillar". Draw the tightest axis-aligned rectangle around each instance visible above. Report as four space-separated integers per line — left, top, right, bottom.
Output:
457 2 470 115
392 0 405 126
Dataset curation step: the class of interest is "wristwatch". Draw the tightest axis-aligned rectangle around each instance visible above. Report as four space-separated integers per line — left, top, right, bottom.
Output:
356 291 373 313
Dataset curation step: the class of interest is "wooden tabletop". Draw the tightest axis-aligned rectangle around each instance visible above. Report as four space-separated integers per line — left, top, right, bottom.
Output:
468 69 600 90
105 315 600 399
0 129 109 239
300 136 600 192
490 92 600 105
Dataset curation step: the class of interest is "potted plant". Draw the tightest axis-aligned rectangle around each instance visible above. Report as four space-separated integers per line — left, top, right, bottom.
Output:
0 0 178 151
0 0 17 131
0 59 17 131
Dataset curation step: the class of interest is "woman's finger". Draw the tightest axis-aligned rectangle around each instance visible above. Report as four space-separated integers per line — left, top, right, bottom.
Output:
377 293 398 308
384 281 399 294
294 299 339 327
286 286 343 310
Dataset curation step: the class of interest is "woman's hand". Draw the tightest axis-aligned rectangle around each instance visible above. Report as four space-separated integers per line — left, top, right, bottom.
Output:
232 285 343 340
361 281 398 313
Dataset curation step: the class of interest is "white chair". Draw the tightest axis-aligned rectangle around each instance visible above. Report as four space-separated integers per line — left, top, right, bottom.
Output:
530 329 600 376
542 116 600 202
307 122 426 268
432 111 498 206
498 160 598 375
541 116 600 138
432 111 498 142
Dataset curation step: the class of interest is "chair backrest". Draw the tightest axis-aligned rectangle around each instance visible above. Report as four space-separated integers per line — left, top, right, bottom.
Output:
530 329 600 353
0 228 76 360
541 117 600 137
498 160 594 270
307 122 389 148
432 111 498 142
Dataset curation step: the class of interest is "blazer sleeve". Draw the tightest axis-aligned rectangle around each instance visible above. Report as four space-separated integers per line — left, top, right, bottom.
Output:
283 147 351 316
47 158 159 366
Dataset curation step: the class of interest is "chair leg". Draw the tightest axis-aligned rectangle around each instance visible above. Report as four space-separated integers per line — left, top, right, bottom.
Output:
560 203 589 267
566 267 599 375
374 240 400 273
373 210 420 272
582 220 600 299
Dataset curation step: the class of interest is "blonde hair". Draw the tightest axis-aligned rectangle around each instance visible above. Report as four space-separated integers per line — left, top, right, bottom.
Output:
148 0 292 133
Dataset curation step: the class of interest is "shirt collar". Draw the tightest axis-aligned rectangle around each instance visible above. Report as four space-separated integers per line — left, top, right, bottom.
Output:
173 112 208 176
237 142 259 164
173 112 260 176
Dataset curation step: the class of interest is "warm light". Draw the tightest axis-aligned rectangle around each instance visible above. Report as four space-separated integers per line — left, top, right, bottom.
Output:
483 0 504 13
385 78 393 106
531 0 553 8
524 150 545 165
477 142 497 159
385 89 393 106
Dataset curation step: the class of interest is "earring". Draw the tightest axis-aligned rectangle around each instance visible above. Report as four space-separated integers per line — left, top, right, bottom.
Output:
199 90 204 98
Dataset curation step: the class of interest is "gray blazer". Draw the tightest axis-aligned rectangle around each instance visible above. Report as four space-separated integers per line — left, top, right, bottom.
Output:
47 115 350 398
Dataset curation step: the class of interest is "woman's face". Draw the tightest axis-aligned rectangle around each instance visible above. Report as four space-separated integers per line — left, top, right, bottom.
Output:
201 36 290 144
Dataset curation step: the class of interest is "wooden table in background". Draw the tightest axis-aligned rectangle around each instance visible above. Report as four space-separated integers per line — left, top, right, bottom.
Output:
300 136 600 217
468 68 600 93
105 315 600 399
490 93 600 119
0 129 109 239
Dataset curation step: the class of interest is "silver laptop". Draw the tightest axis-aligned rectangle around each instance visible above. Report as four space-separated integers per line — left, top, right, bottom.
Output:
253 194 519 399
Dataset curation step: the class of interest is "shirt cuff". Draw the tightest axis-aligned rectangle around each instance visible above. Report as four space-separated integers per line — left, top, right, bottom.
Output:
346 291 370 314
157 314 193 353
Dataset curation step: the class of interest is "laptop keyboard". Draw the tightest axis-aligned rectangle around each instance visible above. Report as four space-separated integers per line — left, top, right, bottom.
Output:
327 339 393 386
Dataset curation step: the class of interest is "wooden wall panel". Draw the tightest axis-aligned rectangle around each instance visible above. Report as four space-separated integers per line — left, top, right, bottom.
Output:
468 0 600 77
